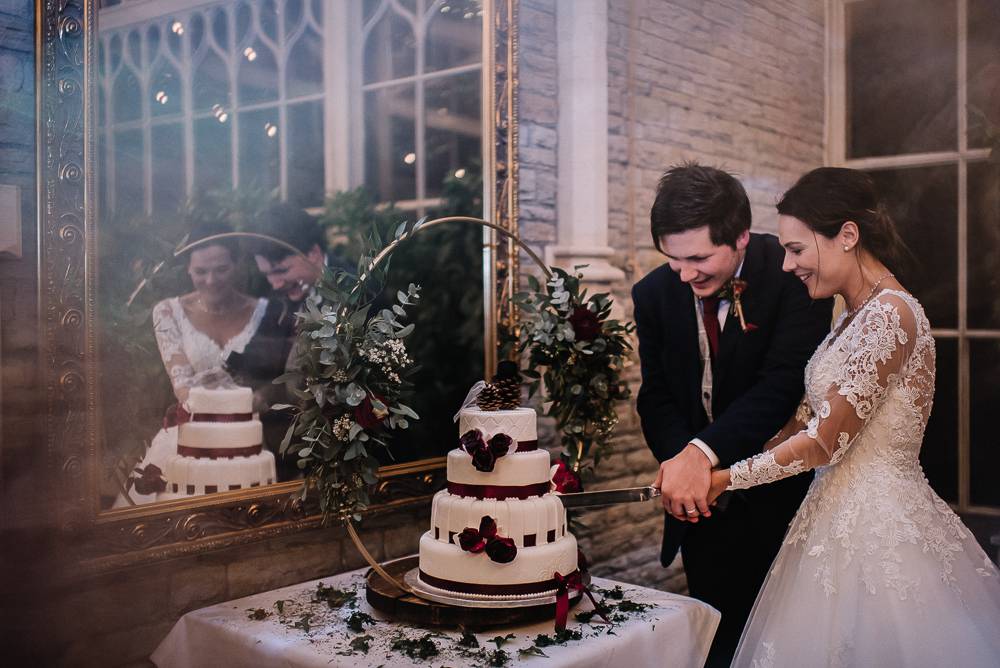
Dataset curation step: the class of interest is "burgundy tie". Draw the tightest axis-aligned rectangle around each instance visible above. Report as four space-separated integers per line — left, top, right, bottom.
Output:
701 296 721 360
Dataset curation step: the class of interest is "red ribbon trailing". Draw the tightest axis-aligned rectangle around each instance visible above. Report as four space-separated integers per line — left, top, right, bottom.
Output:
554 570 611 632
447 481 551 500
191 413 253 422
176 444 263 459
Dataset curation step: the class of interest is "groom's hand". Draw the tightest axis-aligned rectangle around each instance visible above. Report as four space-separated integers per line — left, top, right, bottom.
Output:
653 444 712 522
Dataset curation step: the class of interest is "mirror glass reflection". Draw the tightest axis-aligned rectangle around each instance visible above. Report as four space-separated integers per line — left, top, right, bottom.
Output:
96 0 485 510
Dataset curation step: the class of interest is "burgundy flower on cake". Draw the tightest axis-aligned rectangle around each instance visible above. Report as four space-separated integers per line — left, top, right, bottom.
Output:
457 515 517 563
568 306 602 342
132 464 167 495
460 429 514 473
354 393 388 430
550 459 583 494
487 433 512 458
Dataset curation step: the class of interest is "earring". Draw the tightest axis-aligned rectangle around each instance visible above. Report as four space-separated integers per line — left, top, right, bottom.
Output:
843 245 850 252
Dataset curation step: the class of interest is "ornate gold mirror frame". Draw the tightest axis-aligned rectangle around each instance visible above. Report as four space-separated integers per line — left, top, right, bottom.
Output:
37 0 519 572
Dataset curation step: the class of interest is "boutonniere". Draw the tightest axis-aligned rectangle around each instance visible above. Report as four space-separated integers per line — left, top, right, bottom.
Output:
718 278 758 333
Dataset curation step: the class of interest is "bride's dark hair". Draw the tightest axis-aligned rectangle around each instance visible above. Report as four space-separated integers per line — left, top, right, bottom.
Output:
777 167 911 275
186 222 240 263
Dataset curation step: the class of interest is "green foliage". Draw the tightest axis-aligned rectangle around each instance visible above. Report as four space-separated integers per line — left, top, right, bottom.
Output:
515 267 636 474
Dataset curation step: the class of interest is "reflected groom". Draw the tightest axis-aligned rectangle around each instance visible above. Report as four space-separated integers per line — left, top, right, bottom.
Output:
632 164 832 667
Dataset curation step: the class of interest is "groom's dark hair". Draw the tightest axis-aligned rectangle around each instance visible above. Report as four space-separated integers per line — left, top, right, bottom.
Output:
650 162 751 252
251 202 326 262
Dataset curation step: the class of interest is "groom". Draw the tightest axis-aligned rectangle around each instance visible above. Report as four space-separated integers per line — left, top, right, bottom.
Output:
632 163 832 667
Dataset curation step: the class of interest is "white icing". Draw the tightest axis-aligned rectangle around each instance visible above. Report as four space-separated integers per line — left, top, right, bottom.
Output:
159 450 276 497
459 407 537 444
418 531 577 588
177 421 263 449
187 386 254 414
430 489 567 546
446 448 551 486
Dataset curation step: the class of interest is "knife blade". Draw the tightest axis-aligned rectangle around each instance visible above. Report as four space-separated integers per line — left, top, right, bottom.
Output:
556 485 662 509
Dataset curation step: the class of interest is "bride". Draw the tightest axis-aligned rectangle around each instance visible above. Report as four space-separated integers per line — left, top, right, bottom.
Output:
118 223 268 506
705 168 1000 666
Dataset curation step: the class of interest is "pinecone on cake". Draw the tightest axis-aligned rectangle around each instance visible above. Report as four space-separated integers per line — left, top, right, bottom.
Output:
477 361 522 411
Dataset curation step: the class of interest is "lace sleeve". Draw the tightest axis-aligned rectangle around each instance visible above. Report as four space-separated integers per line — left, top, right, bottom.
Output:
728 294 917 489
152 299 195 402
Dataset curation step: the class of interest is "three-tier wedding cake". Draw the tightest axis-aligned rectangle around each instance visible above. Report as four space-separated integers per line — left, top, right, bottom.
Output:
417 403 579 599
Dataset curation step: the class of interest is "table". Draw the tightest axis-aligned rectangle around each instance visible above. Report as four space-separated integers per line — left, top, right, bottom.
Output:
152 565 719 668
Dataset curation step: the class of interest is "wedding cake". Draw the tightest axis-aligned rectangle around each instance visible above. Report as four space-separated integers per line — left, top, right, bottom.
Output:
157 386 276 500
417 404 579 598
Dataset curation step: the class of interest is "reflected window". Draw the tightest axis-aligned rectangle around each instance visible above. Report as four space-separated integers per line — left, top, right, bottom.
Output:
837 0 1000 510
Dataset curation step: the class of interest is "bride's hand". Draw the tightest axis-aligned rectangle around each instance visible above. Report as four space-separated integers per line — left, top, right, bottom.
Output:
707 469 730 505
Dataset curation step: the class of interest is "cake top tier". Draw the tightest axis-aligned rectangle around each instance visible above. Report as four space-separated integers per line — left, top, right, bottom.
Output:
459 407 537 445
187 386 253 415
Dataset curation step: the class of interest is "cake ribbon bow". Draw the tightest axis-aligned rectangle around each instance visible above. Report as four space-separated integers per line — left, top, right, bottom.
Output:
553 570 611 632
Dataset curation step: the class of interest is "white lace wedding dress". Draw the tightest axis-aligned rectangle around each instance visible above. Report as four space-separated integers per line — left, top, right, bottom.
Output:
728 290 1000 667
114 296 268 507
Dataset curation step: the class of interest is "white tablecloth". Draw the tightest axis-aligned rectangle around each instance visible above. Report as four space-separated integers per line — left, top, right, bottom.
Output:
152 565 719 668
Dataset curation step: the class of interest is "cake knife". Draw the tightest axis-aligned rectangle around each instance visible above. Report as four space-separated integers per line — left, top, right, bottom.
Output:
556 485 661 508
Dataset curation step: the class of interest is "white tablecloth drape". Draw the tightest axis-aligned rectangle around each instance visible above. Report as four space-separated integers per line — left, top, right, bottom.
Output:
152 565 719 668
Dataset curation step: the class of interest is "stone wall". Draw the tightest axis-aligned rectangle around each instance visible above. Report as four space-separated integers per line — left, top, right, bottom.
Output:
515 0 825 593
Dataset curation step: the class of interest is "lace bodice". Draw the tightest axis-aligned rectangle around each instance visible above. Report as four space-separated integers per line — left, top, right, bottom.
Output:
152 296 268 399
728 290 934 489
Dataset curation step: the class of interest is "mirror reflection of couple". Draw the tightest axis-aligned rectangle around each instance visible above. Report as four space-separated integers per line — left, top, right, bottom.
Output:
119 204 326 506
635 164 1000 667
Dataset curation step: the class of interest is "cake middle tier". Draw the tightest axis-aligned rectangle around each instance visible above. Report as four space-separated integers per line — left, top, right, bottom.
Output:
446 448 552 497
160 450 276 498
429 489 568 548
177 420 263 449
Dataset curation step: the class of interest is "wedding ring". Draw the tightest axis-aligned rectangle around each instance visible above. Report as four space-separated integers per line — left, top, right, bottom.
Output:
685 509 698 515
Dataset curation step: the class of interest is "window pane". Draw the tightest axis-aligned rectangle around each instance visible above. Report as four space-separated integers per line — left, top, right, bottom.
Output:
968 161 1000 329
193 48 230 113
151 123 184 214
968 0 1000 148
237 40 279 105
868 165 958 328
426 1 482 72
195 115 232 194
365 85 416 202
847 0 957 158
921 337 958 503
970 338 1000 506
287 101 324 207
149 61 182 118
114 129 144 214
239 108 280 194
363 9 416 83
113 67 142 124
286 25 323 98
424 71 480 200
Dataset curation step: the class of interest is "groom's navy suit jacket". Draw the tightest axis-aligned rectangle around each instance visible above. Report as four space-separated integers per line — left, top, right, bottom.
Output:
632 232 833 566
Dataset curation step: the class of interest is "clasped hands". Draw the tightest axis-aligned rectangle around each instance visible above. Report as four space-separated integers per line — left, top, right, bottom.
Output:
652 443 730 523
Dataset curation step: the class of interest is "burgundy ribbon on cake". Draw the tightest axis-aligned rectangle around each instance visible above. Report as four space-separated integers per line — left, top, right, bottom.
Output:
554 570 610 632
447 481 550 500
191 413 253 422
418 569 580 596
176 444 262 459
514 439 538 452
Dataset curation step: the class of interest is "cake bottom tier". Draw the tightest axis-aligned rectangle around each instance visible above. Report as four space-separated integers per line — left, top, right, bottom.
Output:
158 450 276 499
417 531 578 598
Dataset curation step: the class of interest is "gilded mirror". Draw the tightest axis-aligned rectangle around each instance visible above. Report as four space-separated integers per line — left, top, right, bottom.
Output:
38 0 519 569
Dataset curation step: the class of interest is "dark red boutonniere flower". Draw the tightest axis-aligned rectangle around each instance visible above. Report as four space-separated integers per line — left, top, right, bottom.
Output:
132 464 167 495
718 278 757 333
568 306 602 342
457 515 517 563
550 459 583 494
459 430 513 472
354 393 388 430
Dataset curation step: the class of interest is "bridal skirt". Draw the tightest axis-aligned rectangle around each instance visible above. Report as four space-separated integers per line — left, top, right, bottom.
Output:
731 471 1000 667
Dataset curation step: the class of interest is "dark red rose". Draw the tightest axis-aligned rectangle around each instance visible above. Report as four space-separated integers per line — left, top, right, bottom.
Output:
551 460 583 494
163 403 191 430
568 306 602 342
353 394 386 430
458 527 487 553
470 445 496 472
459 429 486 454
478 515 498 540
133 464 167 495
487 433 512 458
485 536 518 564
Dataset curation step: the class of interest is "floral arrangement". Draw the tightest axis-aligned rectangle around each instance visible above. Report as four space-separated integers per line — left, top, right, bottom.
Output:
459 429 514 473
457 515 518 563
276 233 423 524
515 267 635 476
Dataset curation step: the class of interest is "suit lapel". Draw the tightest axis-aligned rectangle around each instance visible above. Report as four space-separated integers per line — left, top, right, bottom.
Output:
714 234 764 388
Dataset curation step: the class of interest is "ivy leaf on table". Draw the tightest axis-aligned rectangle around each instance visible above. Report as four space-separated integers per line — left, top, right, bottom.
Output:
345 611 376 633
518 646 549 659
246 608 270 621
490 633 516 649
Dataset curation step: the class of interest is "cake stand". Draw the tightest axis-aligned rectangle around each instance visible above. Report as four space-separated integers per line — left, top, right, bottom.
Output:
365 555 584 629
